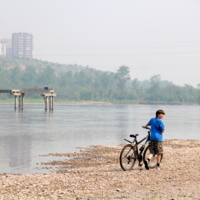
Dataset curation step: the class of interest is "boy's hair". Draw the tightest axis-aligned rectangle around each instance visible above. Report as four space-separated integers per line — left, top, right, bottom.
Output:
156 109 165 118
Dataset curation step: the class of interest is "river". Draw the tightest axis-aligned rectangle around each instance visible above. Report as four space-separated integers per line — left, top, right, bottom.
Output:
0 103 199 174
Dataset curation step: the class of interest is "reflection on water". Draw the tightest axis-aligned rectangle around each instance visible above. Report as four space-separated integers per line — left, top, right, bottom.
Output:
4 135 31 168
0 103 200 174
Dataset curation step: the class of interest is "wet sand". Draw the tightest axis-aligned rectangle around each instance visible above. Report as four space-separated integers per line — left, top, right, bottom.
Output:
0 140 200 199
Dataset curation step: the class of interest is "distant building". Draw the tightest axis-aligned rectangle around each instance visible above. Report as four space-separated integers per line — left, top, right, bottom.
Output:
0 43 6 56
0 39 12 57
12 32 33 59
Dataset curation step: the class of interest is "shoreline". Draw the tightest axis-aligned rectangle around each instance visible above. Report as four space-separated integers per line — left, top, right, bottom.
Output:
1 139 200 199
0 101 200 106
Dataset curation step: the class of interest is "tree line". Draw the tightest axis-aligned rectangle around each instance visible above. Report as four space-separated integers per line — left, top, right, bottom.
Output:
0 59 200 103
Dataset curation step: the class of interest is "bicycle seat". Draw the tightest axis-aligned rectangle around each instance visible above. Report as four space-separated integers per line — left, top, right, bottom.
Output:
130 134 139 138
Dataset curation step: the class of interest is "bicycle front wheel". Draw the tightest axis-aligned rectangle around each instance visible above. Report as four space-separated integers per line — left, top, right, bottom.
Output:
120 144 137 171
143 145 163 169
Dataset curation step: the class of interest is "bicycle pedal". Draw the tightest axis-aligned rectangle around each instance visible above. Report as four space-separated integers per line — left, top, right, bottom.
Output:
138 163 143 167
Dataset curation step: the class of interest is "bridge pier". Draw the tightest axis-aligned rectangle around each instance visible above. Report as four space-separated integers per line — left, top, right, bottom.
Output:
44 97 48 110
11 90 21 110
21 93 24 109
0 88 56 110
49 96 52 110
52 96 54 110
19 96 21 109
14 96 18 110
13 92 25 110
43 94 56 110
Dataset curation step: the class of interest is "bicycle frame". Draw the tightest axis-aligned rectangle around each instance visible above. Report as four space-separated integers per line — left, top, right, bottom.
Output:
124 129 150 145
123 129 151 162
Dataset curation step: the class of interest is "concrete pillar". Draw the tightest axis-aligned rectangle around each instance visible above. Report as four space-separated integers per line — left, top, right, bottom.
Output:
18 96 21 109
52 96 54 110
45 97 47 110
21 93 24 109
49 97 52 110
45 97 48 110
14 96 18 110
43 94 56 111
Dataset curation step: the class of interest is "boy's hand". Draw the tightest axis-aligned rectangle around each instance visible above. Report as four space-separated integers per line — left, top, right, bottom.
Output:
142 125 149 129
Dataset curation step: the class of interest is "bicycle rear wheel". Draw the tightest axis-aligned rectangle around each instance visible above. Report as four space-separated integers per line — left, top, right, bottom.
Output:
143 145 163 169
120 144 137 171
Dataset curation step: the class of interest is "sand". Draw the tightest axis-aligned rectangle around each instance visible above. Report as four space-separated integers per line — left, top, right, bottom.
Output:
0 139 200 200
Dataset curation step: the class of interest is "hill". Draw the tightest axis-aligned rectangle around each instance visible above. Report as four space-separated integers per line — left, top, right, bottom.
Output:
0 57 86 73
0 57 199 103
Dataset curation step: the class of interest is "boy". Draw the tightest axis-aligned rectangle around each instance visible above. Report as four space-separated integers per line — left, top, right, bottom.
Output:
142 109 165 170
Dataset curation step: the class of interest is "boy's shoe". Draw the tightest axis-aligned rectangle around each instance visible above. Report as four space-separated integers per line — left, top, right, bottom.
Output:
156 166 161 170
144 160 149 170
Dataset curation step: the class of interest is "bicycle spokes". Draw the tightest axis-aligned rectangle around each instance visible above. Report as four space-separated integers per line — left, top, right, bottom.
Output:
120 144 136 171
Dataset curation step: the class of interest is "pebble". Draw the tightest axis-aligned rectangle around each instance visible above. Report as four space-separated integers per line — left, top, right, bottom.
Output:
0 140 200 199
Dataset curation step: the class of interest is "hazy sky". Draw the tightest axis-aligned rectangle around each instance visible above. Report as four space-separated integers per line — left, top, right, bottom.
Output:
1 0 200 86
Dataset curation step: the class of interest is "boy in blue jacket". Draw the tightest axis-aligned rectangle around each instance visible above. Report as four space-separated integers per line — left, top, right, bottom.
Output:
142 109 165 170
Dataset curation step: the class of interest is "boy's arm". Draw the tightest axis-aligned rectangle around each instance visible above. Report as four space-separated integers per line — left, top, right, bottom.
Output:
143 119 151 129
142 124 149 128
160 121 165 133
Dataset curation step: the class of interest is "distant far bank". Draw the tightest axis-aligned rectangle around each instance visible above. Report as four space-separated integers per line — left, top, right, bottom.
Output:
0 99 200 106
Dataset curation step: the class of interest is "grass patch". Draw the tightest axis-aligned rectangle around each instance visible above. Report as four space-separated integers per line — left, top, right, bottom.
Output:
0 98 200 105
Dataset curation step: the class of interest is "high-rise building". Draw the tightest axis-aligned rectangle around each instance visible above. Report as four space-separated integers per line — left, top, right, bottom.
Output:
0 43 6 56
0 39 12 57
12 32 33 59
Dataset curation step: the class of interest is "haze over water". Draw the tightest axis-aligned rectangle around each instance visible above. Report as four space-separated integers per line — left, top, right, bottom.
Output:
0 103 199 174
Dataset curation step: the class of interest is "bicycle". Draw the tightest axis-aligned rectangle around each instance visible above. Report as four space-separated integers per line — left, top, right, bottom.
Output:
119 127 163 171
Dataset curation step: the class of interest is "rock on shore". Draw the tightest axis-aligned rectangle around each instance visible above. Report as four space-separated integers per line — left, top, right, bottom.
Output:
0 140 200 200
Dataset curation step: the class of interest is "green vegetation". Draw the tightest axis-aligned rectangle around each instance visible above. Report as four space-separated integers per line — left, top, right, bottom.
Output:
0 57 200 104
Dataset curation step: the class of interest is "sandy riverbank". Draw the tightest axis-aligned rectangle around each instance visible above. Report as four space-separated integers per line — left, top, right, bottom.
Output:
1 140 200 200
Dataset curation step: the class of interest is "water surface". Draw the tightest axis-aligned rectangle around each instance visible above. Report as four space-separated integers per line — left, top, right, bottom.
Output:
0 103 199 174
